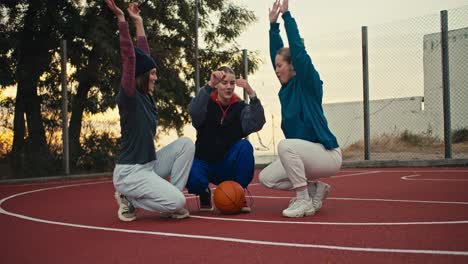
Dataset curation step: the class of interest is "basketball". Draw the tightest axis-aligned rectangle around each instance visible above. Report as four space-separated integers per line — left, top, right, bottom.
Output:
213 180 246 214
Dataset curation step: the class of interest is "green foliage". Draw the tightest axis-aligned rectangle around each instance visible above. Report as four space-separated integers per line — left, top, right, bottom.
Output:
0 0 260 178
452 128 468 143
2 0 259 125
77 128 119 172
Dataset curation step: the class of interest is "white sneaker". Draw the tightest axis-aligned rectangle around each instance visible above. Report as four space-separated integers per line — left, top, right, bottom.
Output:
308 181 330 211
160 208 190 219
282 198 315 218
307 182 318 197
240 199 251 213
114 192 136 222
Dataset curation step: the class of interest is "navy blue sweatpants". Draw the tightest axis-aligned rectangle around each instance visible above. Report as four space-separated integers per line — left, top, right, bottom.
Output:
186 139 254 195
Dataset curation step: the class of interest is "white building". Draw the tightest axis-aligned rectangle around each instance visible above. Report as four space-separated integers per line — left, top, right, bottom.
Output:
323 27 468 147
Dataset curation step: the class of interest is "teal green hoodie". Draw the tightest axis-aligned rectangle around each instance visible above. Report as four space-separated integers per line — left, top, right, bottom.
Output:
269 11 339 150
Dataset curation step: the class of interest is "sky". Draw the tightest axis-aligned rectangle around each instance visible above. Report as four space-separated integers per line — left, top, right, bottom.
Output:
232 0 468 106
172 0 468 152
236 0 468 50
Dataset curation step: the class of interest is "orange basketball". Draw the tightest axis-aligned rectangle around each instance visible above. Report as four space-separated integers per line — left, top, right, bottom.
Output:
213 180 245 214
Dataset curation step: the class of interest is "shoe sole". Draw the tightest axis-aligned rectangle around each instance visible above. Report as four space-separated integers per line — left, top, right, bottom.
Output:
161 212 190 219
117 208 136 222
171 212 190 219
240 207 251 213
282 208 316 218
161 208 190 219
114 192 136 222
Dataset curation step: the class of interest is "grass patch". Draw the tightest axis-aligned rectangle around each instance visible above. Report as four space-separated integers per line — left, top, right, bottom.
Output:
399 129 438 147
342 129 445 160
453 128 468 143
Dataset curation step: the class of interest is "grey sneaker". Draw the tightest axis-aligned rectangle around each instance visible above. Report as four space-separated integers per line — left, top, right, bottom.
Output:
160 208 190 219
114 192 136 222
308 181 330 211
282 198 315 218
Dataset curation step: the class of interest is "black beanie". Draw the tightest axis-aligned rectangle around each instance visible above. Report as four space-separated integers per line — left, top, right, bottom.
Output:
134 47 157 77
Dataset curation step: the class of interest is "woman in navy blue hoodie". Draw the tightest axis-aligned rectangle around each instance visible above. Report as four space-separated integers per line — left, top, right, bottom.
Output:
259 0 342 218
106 0 195 222
186 66 265 212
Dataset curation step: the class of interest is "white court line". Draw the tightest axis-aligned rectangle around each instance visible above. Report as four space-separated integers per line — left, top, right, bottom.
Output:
341 170 468 173
0 179 112 188
331 171 381 178
2 209 468 256
248 196 468 205
189 215 468 226
1 182 468 256
402 174 468 181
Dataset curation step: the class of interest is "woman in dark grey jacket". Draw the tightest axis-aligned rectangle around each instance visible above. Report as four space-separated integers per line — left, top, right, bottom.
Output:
186 66 266 212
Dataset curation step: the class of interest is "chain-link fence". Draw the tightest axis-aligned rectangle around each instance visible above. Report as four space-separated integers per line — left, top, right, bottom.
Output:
253 5 468 163
311 31 364 161
365 6 468 161
367 12 444 161
448 7 468 160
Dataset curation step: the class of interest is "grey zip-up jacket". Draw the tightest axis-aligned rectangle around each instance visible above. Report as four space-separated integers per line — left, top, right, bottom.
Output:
188 85 266 162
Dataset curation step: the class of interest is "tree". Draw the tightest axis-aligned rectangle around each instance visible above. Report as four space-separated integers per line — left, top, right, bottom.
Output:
0 0 80 177
66 0 260 168
0 0 260 177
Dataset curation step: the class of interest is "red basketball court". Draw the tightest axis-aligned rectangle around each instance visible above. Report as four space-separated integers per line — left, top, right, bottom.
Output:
1 167 468 263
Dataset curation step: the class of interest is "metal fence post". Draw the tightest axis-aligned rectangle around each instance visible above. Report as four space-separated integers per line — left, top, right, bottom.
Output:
242 49 249 103
195 0 200 93
61 40 69 175
362 26 371 160
242 49 249 141
441 10 452 159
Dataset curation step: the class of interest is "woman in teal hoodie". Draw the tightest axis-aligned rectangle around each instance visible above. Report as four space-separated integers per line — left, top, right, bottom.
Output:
259 0 342 218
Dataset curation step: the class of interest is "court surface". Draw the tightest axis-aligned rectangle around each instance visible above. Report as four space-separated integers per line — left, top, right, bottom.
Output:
1 167 468 263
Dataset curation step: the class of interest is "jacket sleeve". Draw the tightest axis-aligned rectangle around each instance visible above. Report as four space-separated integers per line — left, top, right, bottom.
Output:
282 11 322 90
118 22 136 97
188 85 214 128
269 22 284 70
240 97 266 135
136 36 151 55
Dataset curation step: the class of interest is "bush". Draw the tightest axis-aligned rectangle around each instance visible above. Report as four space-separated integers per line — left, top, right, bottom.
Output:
452 128 468 143
0 131 13 157
76 129 119 172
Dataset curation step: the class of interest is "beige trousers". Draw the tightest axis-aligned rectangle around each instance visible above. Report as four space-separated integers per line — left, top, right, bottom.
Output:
259 139 342 190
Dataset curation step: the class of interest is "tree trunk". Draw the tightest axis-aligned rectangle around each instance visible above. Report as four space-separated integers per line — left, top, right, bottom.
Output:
9 0 53 177
10 86 26 176
11 89 25 154
69 81 91 168
69 47 100 169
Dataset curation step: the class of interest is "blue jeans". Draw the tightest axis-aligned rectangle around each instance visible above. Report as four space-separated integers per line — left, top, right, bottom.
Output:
186 139 254 195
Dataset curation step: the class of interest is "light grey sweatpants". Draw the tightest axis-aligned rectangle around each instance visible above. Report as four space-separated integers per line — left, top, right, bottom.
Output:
259 139 342 190
113 137 195 213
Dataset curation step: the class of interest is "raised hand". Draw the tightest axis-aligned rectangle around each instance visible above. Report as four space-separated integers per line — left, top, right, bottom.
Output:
236 79 255 97
127 2 143 24
269 0 280 23
280 0 289 14
208 71 226 88
104 0 125 22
